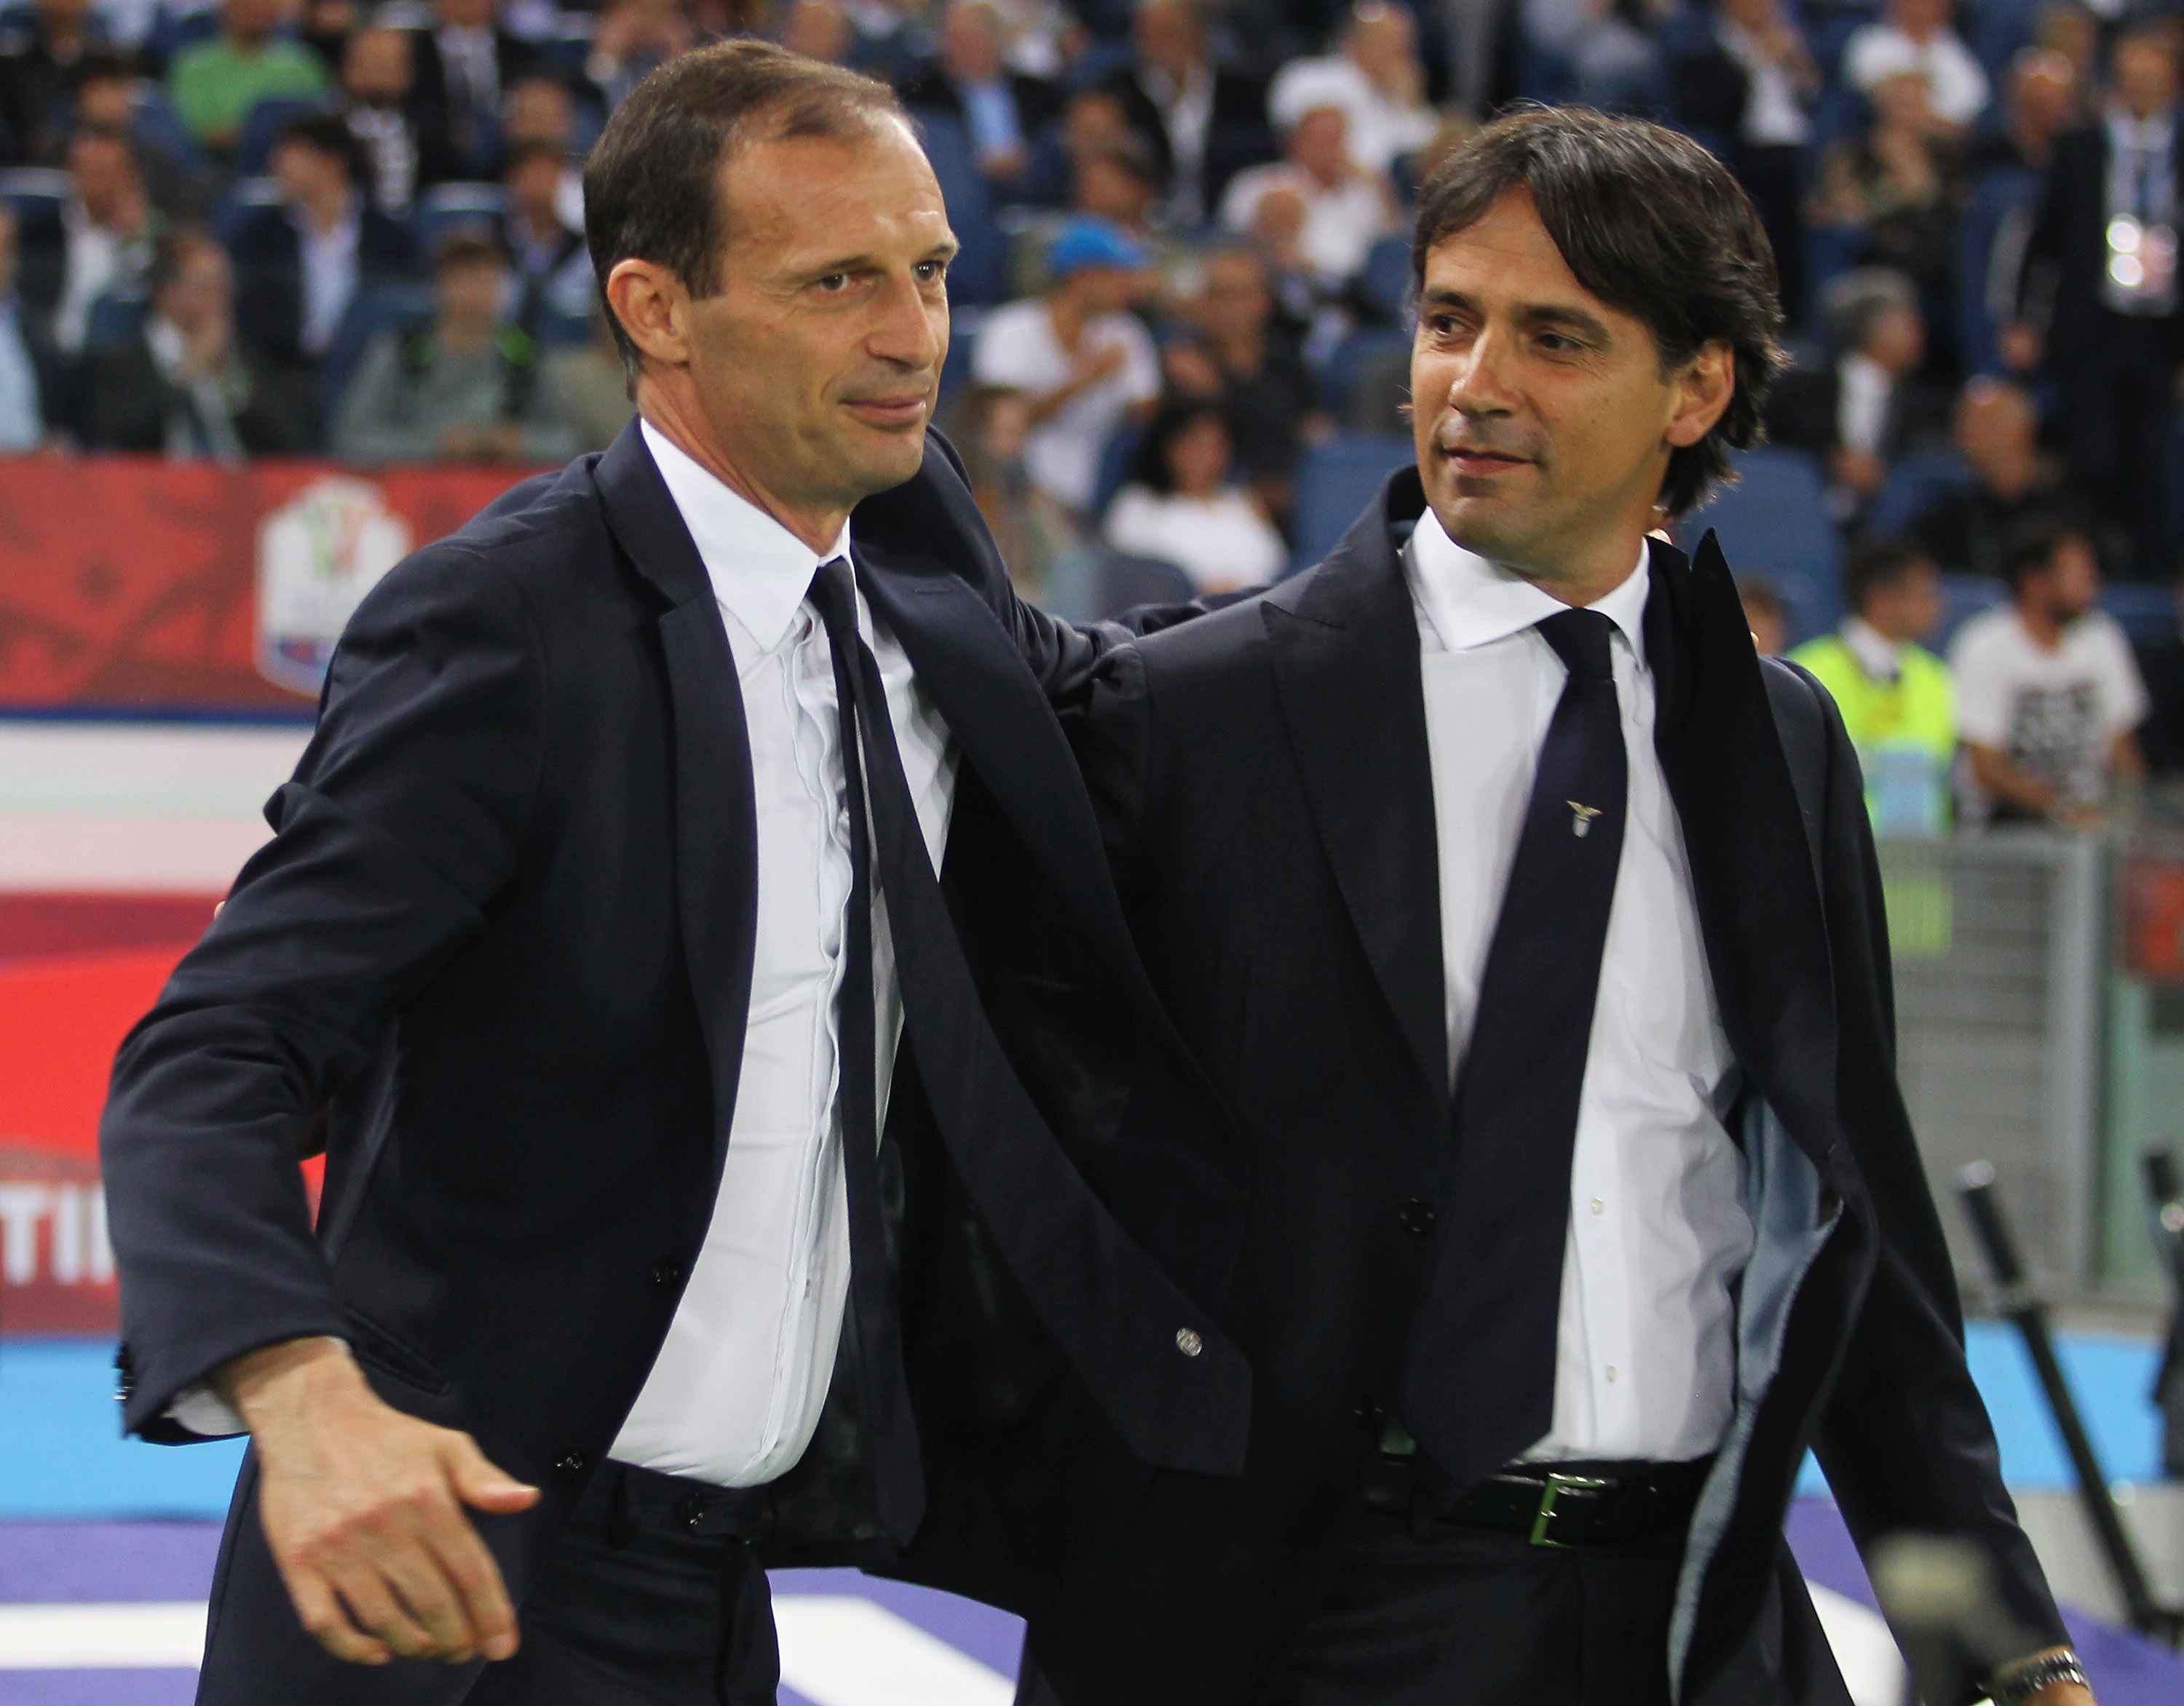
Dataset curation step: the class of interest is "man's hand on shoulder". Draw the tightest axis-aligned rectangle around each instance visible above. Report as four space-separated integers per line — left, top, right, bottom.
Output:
218 1336 540 1667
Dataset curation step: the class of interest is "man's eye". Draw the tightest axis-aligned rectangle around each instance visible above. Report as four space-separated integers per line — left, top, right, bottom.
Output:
815 274 852 293
915 260 949 282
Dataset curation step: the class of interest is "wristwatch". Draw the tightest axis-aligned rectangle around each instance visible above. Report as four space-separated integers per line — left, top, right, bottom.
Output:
1987 1651 2090 1702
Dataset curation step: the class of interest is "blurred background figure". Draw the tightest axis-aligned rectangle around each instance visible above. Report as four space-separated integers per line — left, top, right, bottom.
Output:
2132 563 2184 782
331 229 574 466
0 204 46 451
1843 0 1989 135
1219 98 1396 292
13 124 157 357
1267 1 1437 180
1952 515 2147 827
0 0 110 167
901 0 1061 199
542 306 634 453
1906 378 2072 580
167 0 328 157
408 0 543 183
1736 573 1788 655
340 26 422 220
1811 68 1958 354
1102 0 1272 226
1103 394 1286 590
500 136 589 344
1791 537 1957 836
774 0 853 68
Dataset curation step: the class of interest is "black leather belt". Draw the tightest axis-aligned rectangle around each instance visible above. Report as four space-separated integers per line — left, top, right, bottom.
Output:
1359 1452 1715 1550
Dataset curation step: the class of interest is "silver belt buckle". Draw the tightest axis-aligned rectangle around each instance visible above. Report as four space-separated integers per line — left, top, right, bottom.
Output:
1528 1472 1610 1548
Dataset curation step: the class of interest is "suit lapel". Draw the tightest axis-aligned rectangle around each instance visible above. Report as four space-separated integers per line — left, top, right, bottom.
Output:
1262 472 1449 1110
593 421 759 1186
1648 531 1841 1170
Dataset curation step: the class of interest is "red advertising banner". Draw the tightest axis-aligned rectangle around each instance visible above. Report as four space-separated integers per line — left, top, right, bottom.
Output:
0 455 550 713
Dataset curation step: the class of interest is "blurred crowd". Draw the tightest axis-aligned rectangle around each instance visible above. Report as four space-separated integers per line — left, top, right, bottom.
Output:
9 0 2184 825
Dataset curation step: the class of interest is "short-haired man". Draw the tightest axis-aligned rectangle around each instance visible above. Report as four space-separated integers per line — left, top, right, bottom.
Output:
1029 106 2090 1706
101 40 1245 1706
1790 537 1956 834
1951 514 2147 826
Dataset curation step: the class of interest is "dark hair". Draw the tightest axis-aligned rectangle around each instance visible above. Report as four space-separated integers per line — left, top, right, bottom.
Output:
584 39 907 374
1409 105 1786 517
147 223 223 297
277 110 364 184
2001 510 2090 592
1843 536 1932 614
1128 396 1233 495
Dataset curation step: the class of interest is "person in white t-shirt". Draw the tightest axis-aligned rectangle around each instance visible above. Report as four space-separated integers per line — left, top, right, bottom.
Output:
971 215 1162 514
1842 0 1990 132
1218 100 1398 289
1265 1 1439 178
1950 515 2148 825
1104 396 1289 591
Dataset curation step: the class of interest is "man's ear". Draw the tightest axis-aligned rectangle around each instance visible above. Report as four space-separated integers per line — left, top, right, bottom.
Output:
1665 340 1736 451
605 258 690 372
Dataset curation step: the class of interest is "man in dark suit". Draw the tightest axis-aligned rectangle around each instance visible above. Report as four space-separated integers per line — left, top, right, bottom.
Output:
405 0 543 186
1102 0 1273 226
101 41 1246 1705
1025 107 2092 1706
2016 21 2184 581
897 0 1061 203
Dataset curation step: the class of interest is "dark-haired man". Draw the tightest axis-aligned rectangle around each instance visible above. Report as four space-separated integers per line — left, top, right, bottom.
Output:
100 37 1244 1706
1027 105 2089 1706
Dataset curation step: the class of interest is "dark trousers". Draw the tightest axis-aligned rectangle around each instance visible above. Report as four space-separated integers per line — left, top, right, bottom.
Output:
463 1463 780 1706
2060 312 2182 582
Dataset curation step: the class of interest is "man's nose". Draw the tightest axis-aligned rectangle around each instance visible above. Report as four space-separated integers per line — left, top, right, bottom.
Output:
868 271 945 370
1442 325 1517 417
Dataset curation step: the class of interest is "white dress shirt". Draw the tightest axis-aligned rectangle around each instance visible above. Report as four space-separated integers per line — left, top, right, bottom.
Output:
1406 512 1754 1465
609 422 957 1488
294 198 362 357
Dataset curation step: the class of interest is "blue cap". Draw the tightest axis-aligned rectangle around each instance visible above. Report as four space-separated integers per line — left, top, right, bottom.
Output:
1047 218 1150 279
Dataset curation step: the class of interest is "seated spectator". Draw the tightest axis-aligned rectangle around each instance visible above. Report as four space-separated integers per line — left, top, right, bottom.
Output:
1163 242 1319 517
501 137 589 343
1950 512 2147 825
77 226 300 455
1907 378 2070 579
542 309 634 452
898 0 1061 201
231 112 416 432
1072 136 1164 242
1104 0 1273 226
408 0 543 184
775 0 854 69
0 206 46 450
950 382 1091 614
0 0 110 167
332 230 577 466
1267 1 1437 179
502 73 586 229
970 215 1159 515
1736 574 1787 655
1963 49 2077 375
1969 47 2078 183
1813 68 1959 315
1519 0 1663 114
167 0 330 156
71 57 212 221
1768 266 1949 513
1219 100 1396 292
1104 397 1287 592
1789 538 1956 835
340 26 421 219
1669 0 1816 322
1843 0 1990 135
13 123 158 357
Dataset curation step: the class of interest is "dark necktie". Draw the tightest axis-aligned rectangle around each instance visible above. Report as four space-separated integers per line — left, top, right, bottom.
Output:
1397 606 1630 1495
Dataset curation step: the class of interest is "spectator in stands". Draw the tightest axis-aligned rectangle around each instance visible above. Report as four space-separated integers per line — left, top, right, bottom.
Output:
1072 137 1164 242
231 112 415 435
78 226 299 455
1813 67 1959 321
2034 0 2097 101
1842 0 1990 135
1267 1 1437 179
1519 0 1663 114
167 0 329 156
1951 512 2147 825
72 56 210 221
1907 378 2069 579
0 0 108 167
950 381 1091 612
1789 537 1957 835
2017 20 2184 581
13 124 157 356
971 215 1159 515
407 0 542 184
898 0 1061 199
1768 266 1948 513
1104 0 1273 226
541 308 633 452
340 26 421 219
1164 242 1319 518
1971 47 2077 184
1964 49 2077 375
0 205 46 451
501 137 588 344
1736 573 1787 655
775 0 853 69
502 72 585 228
1669 0 1816 323
1220 100 1396 292
1104 395 1287 591
2130 563 2184 779
837 0 930 81
332 229 575 465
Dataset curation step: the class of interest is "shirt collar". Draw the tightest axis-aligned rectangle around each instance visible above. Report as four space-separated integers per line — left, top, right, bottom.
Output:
641 418 850 654
1405 504 1650 667
1840 613 1902 681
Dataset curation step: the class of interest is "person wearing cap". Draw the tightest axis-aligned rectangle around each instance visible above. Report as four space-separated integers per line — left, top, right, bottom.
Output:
971 215 1161 514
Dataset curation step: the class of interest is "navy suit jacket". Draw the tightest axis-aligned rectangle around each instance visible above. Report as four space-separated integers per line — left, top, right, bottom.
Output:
100 421 1250 1703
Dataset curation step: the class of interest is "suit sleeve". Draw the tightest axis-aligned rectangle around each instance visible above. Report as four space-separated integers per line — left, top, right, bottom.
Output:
1061 644 1156 897
100 541 545 1440
1800 681 2070 1656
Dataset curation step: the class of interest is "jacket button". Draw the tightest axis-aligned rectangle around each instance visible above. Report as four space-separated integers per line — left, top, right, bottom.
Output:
676 1493 706 1530
652 1261 685 1291
1398 1199 1437 1234
553 1451 588 1481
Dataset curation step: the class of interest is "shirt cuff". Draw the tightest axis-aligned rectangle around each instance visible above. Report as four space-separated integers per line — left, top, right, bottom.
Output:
166 1382 248 1439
